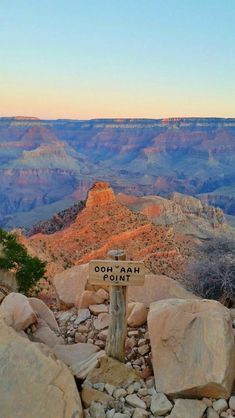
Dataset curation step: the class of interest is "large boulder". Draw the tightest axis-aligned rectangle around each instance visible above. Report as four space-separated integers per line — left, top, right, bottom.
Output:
127 302 148 327
128 274 197 307
0 309 83 418
148 298 235 399
28 297 60 333
75 289 109 309
53 264 89 307
53 343 105 379
30 318 64 348
1 292 37 331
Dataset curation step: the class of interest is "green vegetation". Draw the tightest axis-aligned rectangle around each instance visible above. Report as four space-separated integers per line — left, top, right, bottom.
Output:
0 228 46 295
186 237 235 306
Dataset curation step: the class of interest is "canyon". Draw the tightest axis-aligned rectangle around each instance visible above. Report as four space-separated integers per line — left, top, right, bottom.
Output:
23 182 193 281
1 117 235 229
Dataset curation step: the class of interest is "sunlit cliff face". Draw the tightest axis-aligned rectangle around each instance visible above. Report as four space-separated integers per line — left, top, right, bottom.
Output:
23 182 191 280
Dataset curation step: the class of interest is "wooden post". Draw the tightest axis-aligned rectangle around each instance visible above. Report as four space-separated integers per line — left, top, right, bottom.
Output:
105 249 127 362
88 251 145 362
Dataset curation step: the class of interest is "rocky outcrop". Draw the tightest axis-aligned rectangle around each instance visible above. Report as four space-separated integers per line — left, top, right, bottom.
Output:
0 309 83 418
27 201 85 236
85 182 116 208
171 192 227 228
148 299 235 399
170 192 204 214
118 191 229 239
26 183 190 281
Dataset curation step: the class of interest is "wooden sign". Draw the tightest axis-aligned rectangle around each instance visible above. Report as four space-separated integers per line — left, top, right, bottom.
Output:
88 250 145 363
88 260 145 286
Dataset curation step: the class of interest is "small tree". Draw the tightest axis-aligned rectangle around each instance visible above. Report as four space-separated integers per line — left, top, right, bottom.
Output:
185 237 235 306
0 228 46 295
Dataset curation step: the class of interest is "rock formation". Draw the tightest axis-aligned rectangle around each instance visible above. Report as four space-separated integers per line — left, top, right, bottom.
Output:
86 182 116 208
1 287 235 417
0 309 83 418
25 182 192 283
117 191 230 240
148 298 235 399
1 117 235 229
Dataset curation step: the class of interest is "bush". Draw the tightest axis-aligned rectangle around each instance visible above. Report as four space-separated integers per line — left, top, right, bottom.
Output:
185 237 235 305
0 228 46 295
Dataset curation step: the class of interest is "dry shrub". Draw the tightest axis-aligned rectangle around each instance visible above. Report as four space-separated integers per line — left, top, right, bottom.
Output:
185 237 235 306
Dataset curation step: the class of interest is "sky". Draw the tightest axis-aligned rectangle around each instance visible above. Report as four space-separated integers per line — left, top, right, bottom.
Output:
0 0 234 119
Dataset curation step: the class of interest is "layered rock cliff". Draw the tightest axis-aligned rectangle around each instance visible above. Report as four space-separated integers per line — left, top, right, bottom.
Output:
1 117 235 228
25 182 192 280
117 191 231 239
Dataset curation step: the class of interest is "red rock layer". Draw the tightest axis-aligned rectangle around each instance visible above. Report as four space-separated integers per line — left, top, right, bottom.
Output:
25 182 192 280
85 182 116 208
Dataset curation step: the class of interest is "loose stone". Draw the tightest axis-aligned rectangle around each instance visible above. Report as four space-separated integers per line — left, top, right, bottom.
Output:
138 344 150 356
138 388 148 396
127 384 135 395
89 304 109 315
128 330 139 337
125 394 146 409
150 392 173 416
74 309 91 325
113 388 127 399
90 401 106 418
212 399 228 414
207 407 220 418
105 384 116 396
106 409 115 418
229 396 235 410
132 408 148 418
93 383 105 392
138 338 146 346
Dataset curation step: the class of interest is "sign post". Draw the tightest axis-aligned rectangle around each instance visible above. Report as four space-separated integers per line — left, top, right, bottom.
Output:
88 249 145 363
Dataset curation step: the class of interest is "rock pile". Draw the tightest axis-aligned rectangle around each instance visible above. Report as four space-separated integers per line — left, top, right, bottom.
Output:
81 375 235 418
1 288 235 418
55 301 152 378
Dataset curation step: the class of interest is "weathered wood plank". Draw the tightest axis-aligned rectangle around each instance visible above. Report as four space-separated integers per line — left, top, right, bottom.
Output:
88 260 145 286
105 250 127 362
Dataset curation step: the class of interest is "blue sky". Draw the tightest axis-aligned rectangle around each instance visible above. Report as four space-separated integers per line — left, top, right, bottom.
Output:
0 0 234 118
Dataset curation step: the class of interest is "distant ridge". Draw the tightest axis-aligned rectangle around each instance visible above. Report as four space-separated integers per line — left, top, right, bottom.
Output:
14 116 40 120
1 116 235 123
